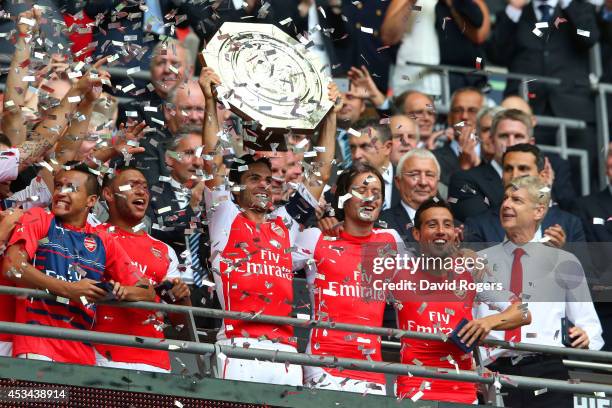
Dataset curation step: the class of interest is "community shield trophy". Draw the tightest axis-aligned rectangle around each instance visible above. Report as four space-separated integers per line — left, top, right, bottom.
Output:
200 22 333 149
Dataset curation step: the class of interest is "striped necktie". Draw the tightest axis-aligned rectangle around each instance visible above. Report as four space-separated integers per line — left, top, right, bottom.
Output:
188 232 204 288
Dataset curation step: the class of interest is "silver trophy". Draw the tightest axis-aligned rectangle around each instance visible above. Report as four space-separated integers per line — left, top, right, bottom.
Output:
201 22 333 143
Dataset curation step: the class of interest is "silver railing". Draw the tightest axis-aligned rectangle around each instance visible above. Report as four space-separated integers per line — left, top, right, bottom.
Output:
1 285 612 398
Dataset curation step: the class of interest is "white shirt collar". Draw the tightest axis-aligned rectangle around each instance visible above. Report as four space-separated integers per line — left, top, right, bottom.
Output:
502 227 543 255
400 200 417 222
490 159 503 178
381 164 393 210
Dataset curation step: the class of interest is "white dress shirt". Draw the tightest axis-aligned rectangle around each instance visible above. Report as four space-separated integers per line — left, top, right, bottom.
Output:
381 164 394 210
506 0 572 23
475 235 604 364
490 159 503 178
400 200 417 223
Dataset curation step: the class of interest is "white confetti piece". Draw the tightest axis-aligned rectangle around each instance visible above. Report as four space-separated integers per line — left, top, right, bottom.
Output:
338 193 352 209
80 296 89 305
168 344 181 350
118 184 132 192
357 337 371 344
174 400 184 408
534 388 548 396
56 296 70 304
532 27 543 37
157 206 172 214
279 17 292 25
348 128 361 137
539 236 551 243
19 17 36 26
411 391 424 402
296 313 310 320
68 96 82 103
126 66 141 75
360 26 373 34
535 22 549 29
577 29 590 37
593 217 605 225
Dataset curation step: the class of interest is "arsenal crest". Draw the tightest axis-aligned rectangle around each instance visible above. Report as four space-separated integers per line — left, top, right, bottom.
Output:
84 236 97 252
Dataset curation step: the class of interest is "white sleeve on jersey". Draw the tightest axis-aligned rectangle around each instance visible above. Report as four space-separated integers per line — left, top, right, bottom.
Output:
204 185 240 255
163 243 181 281
271 182 319 245
294 228 322 276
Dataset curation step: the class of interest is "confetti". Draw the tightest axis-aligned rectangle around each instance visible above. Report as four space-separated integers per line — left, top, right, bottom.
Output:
577 29 590 37
534 388 547 396
360 26 374 34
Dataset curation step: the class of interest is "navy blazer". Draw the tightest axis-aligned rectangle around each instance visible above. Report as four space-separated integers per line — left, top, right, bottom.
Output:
379 204 415 243
464 205 586 244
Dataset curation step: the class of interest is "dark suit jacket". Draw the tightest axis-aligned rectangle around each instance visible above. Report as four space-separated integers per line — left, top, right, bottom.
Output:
379 204 416 243
571 188 612 243
448 153 577 222
146 179 200 260
488 1 600 122
263 0 349 77
464 205 586 244
546 152 577 210
338 0 396 92
433 143 460 186
570 188 612 351
448 162 502 222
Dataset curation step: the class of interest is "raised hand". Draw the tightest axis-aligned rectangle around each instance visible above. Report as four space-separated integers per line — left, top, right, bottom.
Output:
16 7 42 35
347 65 386 106
198 66 221 100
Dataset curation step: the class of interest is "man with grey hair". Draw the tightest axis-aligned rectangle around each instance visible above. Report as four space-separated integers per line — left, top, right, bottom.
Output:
131 79 205 187
475 175 602 407
379 148 442 240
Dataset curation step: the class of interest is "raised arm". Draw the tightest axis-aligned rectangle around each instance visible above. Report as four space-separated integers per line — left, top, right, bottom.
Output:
2 7 41 145
381 0 414 46
16 59 109 170
303 83 342 200
198 64 223 189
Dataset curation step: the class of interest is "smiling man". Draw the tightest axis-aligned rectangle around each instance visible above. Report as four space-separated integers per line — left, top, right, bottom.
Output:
197 66 339 386
380 149 441 241
295 162 404 394
475 176 603 407
1 163 154 364
395 198 530 404
95 167 190 373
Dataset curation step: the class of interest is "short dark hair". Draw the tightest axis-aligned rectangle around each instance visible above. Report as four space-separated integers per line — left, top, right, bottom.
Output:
352 118 392 143
228 154 272 186
502 143 545 172
413 198 453 230
101 165 144 189
61 161 100 196
0 133 12 148
393 90 434 115
450 86 484 107
334 162 385 219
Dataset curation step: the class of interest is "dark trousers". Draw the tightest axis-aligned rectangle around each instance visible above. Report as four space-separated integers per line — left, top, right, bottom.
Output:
488 355 572 408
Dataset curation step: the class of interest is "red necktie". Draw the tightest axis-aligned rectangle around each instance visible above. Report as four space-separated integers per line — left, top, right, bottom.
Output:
505 247 526 342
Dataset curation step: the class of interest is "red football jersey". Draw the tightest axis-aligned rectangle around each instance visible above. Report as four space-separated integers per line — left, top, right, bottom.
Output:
205 187 307 345
0 264 15 343
296 228 404 384
396 266 510 403
9 208 140 364
93 224 178 370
